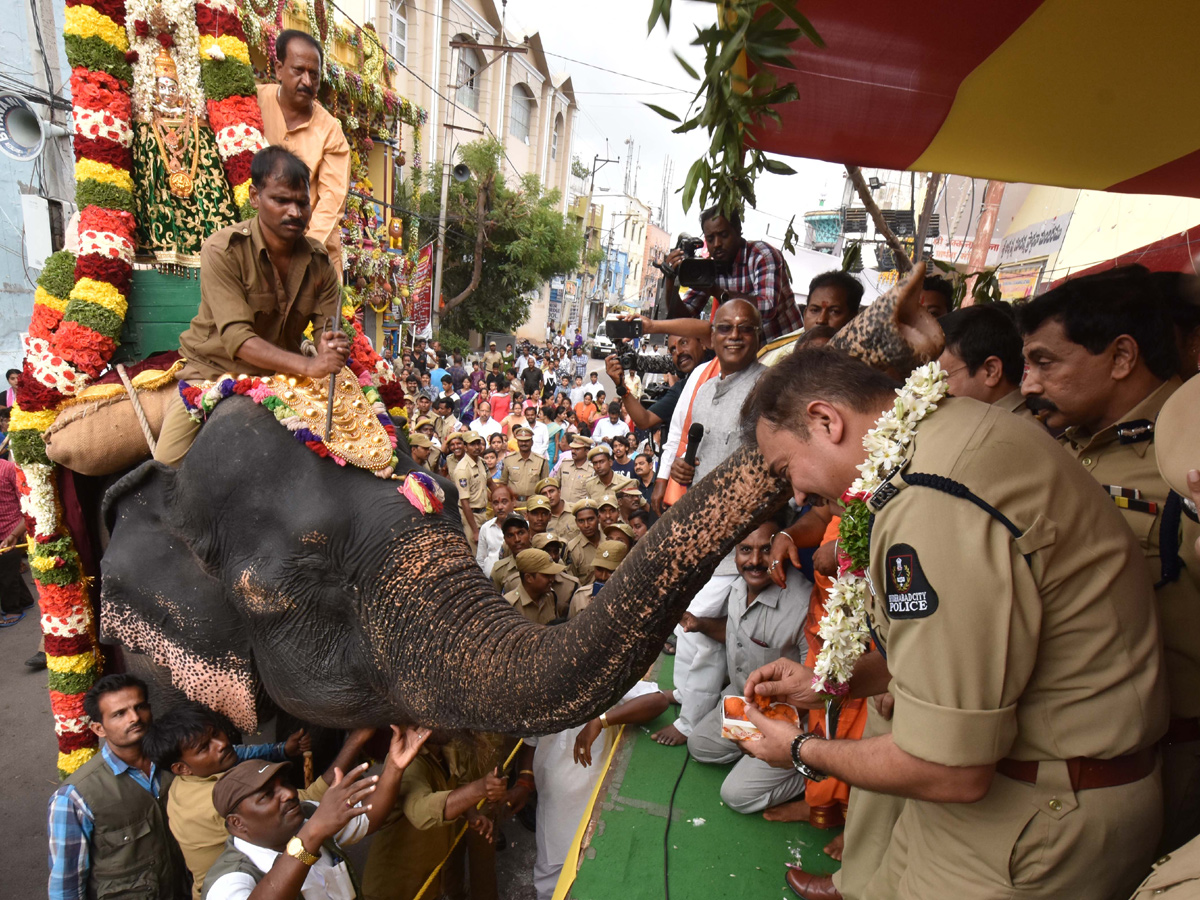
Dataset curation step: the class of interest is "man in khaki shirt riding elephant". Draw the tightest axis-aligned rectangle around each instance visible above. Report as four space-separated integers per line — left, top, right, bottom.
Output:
155 147 349 467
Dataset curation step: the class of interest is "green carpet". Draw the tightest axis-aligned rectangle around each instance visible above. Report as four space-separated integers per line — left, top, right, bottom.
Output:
569 653 842 900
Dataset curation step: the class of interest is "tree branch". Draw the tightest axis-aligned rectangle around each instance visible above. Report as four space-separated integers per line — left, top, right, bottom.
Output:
846 165 912 274
912 173 941 264
443 174 493 313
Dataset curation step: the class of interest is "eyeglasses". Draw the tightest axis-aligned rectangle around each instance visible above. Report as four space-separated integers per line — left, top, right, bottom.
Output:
712 323 758 336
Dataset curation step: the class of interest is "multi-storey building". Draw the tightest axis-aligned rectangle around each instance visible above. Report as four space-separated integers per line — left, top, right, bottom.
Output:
365 0 579 340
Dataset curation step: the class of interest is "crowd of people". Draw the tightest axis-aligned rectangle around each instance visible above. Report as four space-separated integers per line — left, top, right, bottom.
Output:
34 106 1200 900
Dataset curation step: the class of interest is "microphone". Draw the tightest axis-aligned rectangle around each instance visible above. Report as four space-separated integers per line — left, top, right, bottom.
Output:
683 423 704 467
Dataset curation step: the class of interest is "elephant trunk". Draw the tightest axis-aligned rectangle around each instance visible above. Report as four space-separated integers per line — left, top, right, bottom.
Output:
383 446 789 734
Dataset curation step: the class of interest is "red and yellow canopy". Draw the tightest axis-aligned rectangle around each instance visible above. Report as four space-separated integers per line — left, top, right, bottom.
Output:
749 0 1200 198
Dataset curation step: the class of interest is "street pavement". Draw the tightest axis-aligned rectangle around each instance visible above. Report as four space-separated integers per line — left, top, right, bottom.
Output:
2 573 59 898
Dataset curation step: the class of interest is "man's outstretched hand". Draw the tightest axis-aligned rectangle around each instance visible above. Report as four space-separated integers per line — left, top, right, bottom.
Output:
386 725 431 771
744 657 823 710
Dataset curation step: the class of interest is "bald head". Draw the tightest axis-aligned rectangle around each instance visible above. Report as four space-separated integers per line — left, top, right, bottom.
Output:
712 298 761 374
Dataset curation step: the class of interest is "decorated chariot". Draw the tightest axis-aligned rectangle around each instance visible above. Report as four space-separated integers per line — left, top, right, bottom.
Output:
20 0 425 776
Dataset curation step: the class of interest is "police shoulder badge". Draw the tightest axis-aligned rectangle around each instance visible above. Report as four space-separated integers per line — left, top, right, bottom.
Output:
883 543 938 619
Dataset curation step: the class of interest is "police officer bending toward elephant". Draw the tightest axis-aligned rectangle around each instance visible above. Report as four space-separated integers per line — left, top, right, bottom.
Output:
739 346 1167 900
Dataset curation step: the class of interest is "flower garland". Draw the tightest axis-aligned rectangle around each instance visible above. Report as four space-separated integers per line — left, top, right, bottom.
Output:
810 362 949 697
197 0 265 216
15 0 142 778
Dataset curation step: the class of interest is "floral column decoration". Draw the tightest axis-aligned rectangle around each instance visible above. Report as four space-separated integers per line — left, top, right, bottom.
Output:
197 0 266 217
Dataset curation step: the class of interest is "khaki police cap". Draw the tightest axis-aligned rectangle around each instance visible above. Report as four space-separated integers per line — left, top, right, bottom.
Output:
604 522 636 540
1156 375 1200 498
515 548 566 575
212 760 291 818
414 417 436 430
461 431 484 444
597 494 619 510
513 425 534 438
525 495 552 512
569 434 594 449
571 499 599 514
592 541 628 571
588 445 612 460
532 532 565 551
536 477 561 493
408 433 433 449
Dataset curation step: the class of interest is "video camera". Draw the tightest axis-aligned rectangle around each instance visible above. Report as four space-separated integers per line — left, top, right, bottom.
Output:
654 234 717 289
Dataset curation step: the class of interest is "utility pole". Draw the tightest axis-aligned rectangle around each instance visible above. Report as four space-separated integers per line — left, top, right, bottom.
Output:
430 31 525 334
576 149 618 338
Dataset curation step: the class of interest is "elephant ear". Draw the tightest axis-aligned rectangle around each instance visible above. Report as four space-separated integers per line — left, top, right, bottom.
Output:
101 462 270 732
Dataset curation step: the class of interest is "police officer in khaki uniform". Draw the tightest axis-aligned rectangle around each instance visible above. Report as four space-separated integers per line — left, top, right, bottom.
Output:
557 435 594 506
453 431 489 552
531 533 590 618
500 425 549 501
1020 271 1200 853
583 444 634 502
742 348 1168 900
408 432 435 471
536 478 579 540
569 540 626 618
503 549 564 625
565 499 602 585
482 341 503 372
524 494 554 537
413 417 443 472
490 512 531 594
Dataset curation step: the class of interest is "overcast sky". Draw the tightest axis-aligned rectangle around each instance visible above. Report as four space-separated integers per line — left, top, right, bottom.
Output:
504 0 845 244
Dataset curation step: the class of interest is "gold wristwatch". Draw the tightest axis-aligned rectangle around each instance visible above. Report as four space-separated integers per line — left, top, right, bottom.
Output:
286 836 319 866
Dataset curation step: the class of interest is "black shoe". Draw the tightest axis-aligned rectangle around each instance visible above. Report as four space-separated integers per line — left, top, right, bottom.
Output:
494 829 508 852
25 651 46 670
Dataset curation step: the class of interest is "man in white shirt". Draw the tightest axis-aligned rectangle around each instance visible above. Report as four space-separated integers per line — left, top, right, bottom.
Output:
568 376 587 407
469 402 503 440
590 402 631 445
203 726 429 900
475 484 516 578
685 518 810 813
522 402 551 457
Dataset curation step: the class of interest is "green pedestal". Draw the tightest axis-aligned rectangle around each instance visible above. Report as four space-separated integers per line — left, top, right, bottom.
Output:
115 268 200 364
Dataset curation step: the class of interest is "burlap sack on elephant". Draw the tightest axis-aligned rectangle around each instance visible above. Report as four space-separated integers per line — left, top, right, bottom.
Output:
43 384 174 476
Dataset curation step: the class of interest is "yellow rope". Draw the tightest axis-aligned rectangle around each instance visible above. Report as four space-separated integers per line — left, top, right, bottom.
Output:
409 738 525 900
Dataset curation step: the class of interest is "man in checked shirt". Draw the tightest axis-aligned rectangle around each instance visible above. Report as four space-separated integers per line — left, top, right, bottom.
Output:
662 206 802 342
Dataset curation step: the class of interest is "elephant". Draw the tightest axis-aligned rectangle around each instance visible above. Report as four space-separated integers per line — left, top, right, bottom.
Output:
99 264 942 736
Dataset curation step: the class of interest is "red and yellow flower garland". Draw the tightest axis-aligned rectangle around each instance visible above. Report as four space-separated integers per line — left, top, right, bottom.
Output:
13 0 139 778
197 0 266 216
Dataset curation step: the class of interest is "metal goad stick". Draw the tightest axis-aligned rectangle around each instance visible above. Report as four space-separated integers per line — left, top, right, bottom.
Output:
324 317 336 441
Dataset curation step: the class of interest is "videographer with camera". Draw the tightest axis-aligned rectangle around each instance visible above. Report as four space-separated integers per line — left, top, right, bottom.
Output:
604 333 711 451
661 205 802 342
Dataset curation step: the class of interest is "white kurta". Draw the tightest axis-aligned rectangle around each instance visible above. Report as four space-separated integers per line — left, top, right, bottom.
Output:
529 680 660 900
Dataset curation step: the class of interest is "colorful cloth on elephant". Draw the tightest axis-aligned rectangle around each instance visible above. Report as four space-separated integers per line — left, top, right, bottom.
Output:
131 122 239 268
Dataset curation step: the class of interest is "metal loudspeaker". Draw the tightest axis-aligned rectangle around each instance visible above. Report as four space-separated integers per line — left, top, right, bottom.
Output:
0 94 66 162
451 163 472 183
